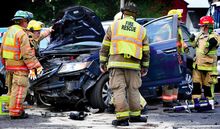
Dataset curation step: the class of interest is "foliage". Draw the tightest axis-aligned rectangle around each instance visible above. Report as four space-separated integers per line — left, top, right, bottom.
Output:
26 0 173 26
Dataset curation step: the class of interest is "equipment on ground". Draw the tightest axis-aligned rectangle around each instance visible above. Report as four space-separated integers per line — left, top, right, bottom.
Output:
163 98 214 113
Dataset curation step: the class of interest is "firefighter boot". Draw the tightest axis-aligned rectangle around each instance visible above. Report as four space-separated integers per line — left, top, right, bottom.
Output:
112 118 129 126
10 111 29 119
129 116 148 123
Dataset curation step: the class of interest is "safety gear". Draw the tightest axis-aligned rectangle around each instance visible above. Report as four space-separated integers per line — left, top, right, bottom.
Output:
208 37 218 50
190 34 195 42
199 16 214 26
7 71 29 117
12 10 33 21
114 12 123 21
191 32 219 71
10 111 29 119
162 85 179 107
36 66 43 77
141 68 148 77
100 17 149 71
28 69 37 80
2 25 23 60
27 20 44 31
112 118 129 126
110 17 146 60
100 63 107 73
167 9 182 18
129 116 148 122
121 1 138 18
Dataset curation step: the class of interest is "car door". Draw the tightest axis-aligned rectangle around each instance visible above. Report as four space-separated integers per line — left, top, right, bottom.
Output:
141 15 185 87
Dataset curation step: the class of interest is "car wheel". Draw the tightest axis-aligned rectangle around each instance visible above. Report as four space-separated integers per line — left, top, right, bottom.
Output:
37 93 51 107
89 73 112 110
178 69 193 100
0 74 6 96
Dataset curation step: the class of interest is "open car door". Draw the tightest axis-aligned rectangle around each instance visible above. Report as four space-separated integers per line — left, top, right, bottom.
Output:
141 15 185 87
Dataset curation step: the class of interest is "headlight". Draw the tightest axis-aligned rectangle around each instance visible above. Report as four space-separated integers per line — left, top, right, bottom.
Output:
58 62 91 74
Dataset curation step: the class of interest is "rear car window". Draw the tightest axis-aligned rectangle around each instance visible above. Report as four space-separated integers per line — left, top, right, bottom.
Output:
145 17 173 44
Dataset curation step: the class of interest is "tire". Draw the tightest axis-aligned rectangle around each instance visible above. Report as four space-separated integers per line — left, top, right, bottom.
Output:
178 69 193 100
89 73 112 110
36 93 51 107
214 79 220 92
0 74 6 96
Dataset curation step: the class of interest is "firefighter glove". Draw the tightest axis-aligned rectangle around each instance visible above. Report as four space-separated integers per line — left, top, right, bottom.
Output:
28 69 37 80
141 68 148 77
37 66 44 77
208 37 218 50
190 34 195 42
100 63 107 73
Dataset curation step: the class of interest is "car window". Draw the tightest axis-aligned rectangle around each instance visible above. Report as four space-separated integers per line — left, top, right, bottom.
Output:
145 17 173 44
39 36 50 49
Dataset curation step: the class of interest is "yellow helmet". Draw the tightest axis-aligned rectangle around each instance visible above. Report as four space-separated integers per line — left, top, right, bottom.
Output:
27 20 44 31
167 9 182 18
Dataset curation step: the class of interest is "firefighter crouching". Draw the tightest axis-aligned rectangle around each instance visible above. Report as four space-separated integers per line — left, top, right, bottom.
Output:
190 16 219 107
99 1 150 126
0 10 43 119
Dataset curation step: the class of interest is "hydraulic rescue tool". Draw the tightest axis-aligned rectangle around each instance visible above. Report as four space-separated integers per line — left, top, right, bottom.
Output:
163 98 214 113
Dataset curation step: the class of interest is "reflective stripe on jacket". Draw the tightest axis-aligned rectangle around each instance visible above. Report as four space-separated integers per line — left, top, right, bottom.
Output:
191 32 219 71
110 17 146 60
2 25 23 60
0 25 42 71
99 17 150 70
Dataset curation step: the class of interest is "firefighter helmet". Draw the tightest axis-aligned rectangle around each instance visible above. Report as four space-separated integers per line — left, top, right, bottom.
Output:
12 10 33 21
167 9 182 18
121 1 138 17
27 20 44 31
199 16 214 26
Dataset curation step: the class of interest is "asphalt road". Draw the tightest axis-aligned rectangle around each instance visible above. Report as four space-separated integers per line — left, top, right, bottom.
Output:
0 94 220 129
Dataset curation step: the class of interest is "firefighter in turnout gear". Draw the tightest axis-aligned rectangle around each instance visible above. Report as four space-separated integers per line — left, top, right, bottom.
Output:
190 16 219 107
107 11 148 114
26 20 53 58
0 10 43 119
162 9 188 107
99 1 149 126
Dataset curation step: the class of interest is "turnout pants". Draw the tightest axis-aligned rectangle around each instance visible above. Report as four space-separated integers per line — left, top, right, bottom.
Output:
192 69 213 100
6 70 29 116
162 85 178 102
109 68 142 119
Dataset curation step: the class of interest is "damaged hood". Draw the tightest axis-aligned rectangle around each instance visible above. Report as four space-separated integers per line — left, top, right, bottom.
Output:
45 6 105 51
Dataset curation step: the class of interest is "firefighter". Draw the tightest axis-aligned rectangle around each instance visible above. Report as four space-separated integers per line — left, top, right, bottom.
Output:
0 10 43 119
107 11 148 114
190 16 219 106
162 9 188 107
26 20 53 58
99 1 149 126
